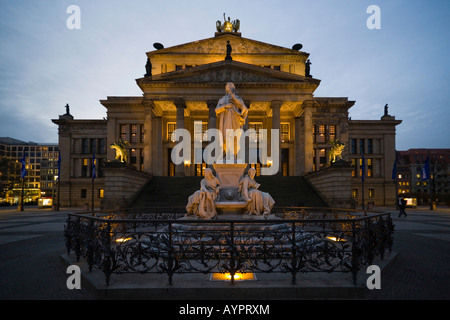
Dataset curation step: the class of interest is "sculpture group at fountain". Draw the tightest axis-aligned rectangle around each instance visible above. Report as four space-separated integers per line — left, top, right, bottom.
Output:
186 83 275 219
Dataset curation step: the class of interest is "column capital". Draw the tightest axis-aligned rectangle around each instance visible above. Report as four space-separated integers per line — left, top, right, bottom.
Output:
174 98 186 109
206 100 217 108
142 100 155 111
270 100 283 109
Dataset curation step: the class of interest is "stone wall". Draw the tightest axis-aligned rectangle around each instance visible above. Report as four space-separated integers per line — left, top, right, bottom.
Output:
102 161 153 210
305 160 355 209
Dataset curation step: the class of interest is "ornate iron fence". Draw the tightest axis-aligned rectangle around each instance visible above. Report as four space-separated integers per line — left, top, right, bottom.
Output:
64 207 394 286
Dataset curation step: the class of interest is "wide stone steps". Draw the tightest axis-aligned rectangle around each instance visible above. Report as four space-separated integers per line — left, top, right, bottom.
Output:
131 175 327 208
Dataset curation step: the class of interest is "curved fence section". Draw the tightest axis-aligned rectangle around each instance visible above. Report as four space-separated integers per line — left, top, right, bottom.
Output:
64 207 394 286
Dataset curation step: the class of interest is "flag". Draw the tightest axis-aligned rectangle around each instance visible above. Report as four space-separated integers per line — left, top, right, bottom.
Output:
421 156 430 181
361 154 365 182
20 154 26 179
92 154 96 179
391 151 398 180
57 153 61 181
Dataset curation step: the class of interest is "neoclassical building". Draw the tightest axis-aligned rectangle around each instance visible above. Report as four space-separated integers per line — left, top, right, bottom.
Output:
52 21 401 208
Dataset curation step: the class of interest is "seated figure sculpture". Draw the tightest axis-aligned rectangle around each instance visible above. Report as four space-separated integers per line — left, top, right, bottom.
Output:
186 168 221 219
239 168 275 216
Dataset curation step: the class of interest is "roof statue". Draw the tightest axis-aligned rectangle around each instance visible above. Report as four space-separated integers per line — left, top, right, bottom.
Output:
216 13 240 34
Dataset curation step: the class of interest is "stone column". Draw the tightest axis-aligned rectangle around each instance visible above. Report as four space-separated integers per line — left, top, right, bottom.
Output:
271 100 282 174
174 99 186 176
207 100 217 130
142 101 153 175
303 106 314 173
294 116 302 175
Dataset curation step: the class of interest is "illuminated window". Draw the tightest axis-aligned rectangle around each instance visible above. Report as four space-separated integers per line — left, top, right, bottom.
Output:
131 124 137 143
351 159 357 177
167 122 177 141
281 123 290 142
352 189 358 198
328 125 336 140
98 189 104 198
194 121 208 141
249 122 263 142
81 159 88 177
369 188 375 198
367 158 372 177
317 125 326 143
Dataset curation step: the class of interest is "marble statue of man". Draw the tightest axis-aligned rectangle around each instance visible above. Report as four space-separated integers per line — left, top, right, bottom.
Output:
239 167 275 216
186 168 221 219
215 82 248 158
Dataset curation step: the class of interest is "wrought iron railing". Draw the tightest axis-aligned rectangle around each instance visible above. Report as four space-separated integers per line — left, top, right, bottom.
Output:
64 207 394 286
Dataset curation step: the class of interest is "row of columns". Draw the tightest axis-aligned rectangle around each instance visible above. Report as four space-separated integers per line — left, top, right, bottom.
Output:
142 98 308 176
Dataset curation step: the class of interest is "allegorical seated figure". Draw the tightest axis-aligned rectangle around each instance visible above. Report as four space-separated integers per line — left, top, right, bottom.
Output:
238 168 275 216
186 168 221 219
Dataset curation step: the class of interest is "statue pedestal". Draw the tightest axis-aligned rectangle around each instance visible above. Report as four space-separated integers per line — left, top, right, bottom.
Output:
213 163 248 215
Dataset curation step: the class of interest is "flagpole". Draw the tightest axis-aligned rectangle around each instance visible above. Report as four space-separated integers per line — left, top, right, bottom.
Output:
91 154 95 212
57 178 60 211
56 153 61 211
19 154 26 212
361 153 365 212
19 177 24 211
428 151 433 210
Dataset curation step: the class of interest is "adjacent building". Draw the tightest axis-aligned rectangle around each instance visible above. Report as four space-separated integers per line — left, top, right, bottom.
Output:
396 149 449 205
0 137 59 205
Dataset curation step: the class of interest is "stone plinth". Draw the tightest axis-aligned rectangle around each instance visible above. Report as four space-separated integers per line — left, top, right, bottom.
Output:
102 161 153 210
305 160 354 209
212 163 247 214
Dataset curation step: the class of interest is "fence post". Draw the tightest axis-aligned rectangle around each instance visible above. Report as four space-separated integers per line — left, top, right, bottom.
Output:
103 222 112 286
291 221 298 285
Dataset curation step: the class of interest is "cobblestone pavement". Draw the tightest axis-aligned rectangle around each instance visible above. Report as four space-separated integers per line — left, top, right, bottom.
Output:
0 206 449 300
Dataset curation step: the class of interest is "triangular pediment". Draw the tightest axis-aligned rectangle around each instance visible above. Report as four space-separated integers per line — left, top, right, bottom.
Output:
141 60 318 84
148 34 307 56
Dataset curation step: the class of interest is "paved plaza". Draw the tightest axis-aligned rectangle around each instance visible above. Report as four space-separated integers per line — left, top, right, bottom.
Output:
0 206 449 300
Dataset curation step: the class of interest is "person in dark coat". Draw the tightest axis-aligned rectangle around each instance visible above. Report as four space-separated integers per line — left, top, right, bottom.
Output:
398 197 407 217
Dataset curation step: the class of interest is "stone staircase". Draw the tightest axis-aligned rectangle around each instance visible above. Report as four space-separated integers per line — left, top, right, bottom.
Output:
131 175 327 208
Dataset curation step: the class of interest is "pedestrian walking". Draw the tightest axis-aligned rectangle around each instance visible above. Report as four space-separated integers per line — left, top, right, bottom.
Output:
398 197 407 217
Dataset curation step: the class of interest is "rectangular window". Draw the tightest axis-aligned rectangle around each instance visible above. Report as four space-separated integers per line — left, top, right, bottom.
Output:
249 122 263 143
359 139 365 154
367 139 373 154
194 121 207 142
368 188 375 198
82 139 89 154
352 188 358 198
281 123 290 142
99 138 106 154
90 139 97 154
120 124 128 141
328 125 336 141
81 189 87 199
81 158 88 177
367 158 373 177
98 189 104 198
131 124 137 143
167 122 177 141
351 159 357 177
130 148 137 165
317 125 326 143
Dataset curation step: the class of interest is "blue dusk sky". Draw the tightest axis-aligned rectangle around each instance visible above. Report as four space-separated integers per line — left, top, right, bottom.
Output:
0 0 449 150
